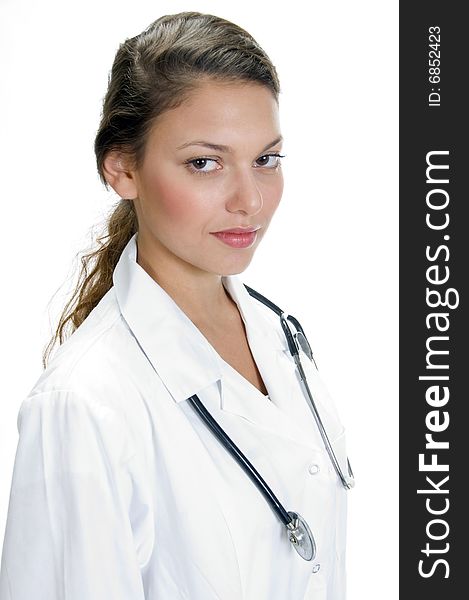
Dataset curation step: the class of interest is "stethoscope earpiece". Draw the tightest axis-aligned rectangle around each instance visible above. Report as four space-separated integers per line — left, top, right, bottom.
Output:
294 331 314 362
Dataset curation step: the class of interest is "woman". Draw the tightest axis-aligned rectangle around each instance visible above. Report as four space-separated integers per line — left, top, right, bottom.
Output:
0 11 351 600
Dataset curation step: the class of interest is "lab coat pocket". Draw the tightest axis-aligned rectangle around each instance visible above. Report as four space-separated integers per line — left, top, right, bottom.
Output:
280 346 346 454
329 428 350 482
299 346 348 439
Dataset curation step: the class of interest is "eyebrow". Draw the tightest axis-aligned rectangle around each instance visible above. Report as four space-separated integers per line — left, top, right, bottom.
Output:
176 135 283 154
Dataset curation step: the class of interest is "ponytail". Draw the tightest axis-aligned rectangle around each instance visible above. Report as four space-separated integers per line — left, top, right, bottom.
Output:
42 199 137 368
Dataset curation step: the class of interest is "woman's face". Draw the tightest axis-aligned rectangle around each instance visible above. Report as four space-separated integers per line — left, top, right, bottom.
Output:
131 80 284 277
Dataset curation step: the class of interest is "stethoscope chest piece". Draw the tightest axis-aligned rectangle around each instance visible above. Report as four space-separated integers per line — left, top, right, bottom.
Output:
286 511 316 561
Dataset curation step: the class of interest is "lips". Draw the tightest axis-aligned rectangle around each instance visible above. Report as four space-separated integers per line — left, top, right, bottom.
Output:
210 227 260 249
212 226 260 234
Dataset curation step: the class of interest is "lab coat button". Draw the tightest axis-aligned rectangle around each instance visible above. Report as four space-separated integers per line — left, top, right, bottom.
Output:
308 463 320 475
312 563 321 573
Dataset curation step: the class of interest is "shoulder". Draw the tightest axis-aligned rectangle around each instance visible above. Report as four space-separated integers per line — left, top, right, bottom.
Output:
17 286 155 463
29 286 136 411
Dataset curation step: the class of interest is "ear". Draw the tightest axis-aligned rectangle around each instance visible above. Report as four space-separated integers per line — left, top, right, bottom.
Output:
102 151 139 200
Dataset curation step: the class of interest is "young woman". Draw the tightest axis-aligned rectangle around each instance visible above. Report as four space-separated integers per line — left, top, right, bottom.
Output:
0 11 352 600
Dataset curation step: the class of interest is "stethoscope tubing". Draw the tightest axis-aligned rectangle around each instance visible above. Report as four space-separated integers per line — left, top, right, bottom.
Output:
186 394 293 527
292 351 352 489
185 283 354 560
246 284 353 489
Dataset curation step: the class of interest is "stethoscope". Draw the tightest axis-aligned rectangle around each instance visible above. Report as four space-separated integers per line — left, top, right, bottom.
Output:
186 284 355 562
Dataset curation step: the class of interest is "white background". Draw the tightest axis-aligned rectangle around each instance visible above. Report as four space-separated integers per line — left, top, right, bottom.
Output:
0 0 398 598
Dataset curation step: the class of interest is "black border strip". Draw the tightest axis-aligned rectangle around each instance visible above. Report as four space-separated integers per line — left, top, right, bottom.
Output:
400 2 466 595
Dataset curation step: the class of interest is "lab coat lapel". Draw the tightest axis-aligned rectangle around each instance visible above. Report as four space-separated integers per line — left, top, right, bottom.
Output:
220 276 323 451
112 234 223 403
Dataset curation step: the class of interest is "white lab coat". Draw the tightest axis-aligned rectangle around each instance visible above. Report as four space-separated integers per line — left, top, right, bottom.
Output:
0 233 349 600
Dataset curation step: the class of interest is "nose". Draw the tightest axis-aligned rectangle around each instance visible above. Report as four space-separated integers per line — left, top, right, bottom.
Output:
225 168 263 216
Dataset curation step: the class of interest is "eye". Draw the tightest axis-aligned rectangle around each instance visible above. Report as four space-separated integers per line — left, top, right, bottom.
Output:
255 153 285 168
184 157 219 176
184 152 286 177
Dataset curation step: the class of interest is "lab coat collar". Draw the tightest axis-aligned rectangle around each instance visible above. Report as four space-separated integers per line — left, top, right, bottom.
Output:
112 235 322 451
112 234 286 406
113 234 221 403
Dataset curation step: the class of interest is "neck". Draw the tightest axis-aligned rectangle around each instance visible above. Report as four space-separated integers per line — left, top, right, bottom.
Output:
135 238 238 326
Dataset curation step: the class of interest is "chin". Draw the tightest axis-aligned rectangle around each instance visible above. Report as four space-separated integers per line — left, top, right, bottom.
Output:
217 254 255 277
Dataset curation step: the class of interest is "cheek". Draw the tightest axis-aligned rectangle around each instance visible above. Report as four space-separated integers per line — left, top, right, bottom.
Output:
265 175 284 214
143 172 210 226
